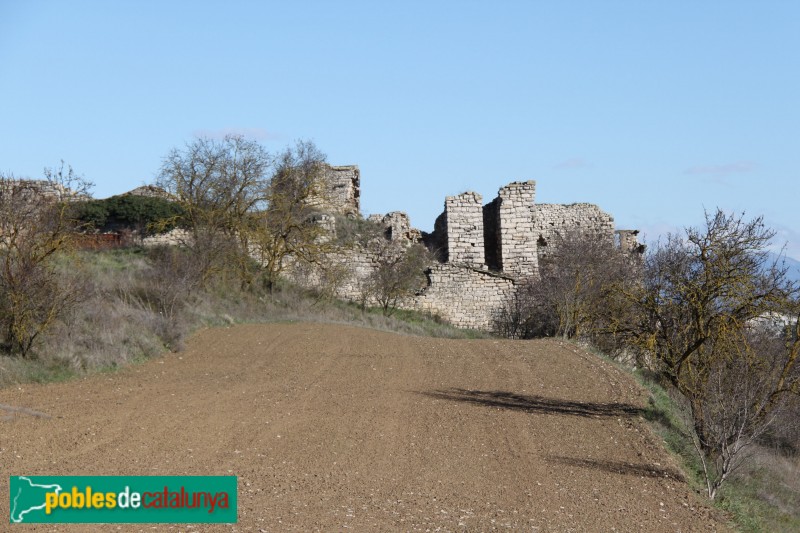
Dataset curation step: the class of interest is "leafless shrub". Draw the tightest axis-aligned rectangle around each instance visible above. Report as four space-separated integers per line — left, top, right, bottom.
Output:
0 164 93 357
491 281 552 339
313 258 353 305
493 229 638 345
362 241 431 316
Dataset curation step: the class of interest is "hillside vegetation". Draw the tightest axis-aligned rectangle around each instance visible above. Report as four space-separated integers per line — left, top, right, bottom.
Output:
0 247 483 389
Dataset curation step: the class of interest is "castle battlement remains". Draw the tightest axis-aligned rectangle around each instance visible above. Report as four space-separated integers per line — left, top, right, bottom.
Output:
401 180 635 328
306 169 639 330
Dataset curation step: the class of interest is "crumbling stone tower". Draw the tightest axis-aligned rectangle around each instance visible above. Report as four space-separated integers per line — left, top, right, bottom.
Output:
615 229 642 253
443 192 485 267
494 181 538 277
309 164 360 216
431 182 539 275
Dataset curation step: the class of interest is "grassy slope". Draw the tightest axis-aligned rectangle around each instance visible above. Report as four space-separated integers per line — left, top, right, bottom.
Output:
0 248 484 388
637 371 800 532
573 342 799 532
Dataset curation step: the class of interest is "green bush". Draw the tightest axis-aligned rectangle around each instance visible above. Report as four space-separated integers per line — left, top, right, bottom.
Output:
74 199 109 229
73 194 184 234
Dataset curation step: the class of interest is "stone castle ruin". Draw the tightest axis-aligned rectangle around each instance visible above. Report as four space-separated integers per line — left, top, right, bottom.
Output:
4 167 638 331
308 168 641 330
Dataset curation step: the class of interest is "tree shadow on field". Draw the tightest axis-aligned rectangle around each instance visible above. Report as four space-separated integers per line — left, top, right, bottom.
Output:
419 388 643 418
547 455 684 481
0 403 51 421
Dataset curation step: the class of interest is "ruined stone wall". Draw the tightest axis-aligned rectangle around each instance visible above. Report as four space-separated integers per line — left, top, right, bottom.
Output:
0 179 81 202
496 181 537 277
285 211 420 303
444 192 485 267
380 211 421 244
615 229 643 254
403 264 515 330
122 168 637 333
532 203 615 260
141 228 191 247
124 185 171 200
288 247 375 301
309 165 360 216
287 247 513 331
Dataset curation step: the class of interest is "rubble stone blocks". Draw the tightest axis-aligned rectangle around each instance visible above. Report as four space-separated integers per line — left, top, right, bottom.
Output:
0 179 78 202
141 228 191 247
381 211 422 244
496 181 537 277
123 185 172 200
444 192 485 268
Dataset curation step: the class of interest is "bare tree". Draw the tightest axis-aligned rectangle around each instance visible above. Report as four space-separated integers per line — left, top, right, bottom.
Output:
157 134 272 286
157 137 337 293
627 209 799 498
363 240 431 316
493 230 638 343
248 140 334 291
684 316 799 499
491 282 539 339
0 164 92 356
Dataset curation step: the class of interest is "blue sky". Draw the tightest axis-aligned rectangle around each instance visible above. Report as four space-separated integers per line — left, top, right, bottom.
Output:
1 1 798 258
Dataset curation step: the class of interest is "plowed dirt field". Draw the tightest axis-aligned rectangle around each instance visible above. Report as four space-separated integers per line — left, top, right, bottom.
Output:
1 323 730 531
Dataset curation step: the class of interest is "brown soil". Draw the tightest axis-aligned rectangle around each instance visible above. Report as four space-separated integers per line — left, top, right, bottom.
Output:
1 323 731 531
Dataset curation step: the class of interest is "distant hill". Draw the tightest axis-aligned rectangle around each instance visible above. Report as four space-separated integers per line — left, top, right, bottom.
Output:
768 252 800 284
786 256 800 284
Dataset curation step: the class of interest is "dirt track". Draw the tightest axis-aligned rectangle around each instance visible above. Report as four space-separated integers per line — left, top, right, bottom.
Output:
1 323 729 531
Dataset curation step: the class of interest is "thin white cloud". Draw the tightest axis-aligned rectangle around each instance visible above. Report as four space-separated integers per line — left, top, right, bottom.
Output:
554 157 591 170
192 127 280 141
684 161 756 176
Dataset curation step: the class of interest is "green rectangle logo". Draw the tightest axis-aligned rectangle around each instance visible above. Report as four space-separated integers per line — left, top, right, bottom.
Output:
9 476 236 524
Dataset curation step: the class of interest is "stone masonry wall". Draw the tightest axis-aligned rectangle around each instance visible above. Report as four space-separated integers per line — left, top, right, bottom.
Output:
282 245 365 303
141 228 191 247
380 211 421 244
0 179 80 202
117 169 635 333
403 264 515 330
496 181 537 277
311 165 360 216
292 249 516 331
615 229 643 253
444 192 485 267
532 203 615 260
285 212 421 304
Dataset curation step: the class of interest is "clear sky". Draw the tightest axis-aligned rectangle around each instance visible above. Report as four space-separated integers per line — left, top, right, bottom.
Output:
1 1 798 258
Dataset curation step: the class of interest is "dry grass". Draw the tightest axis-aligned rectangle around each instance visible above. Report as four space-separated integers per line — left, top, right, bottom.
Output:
636 369 800 532
0 247 483 388
716 446 800 532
